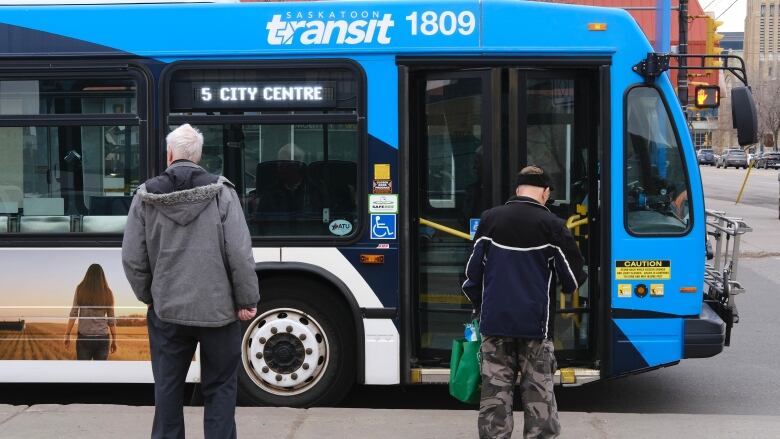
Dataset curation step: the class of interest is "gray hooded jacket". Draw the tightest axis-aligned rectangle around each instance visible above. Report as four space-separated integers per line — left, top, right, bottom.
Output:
121 162 260 327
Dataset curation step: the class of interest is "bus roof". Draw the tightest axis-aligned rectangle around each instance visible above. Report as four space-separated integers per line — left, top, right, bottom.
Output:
0 1 236 4
0 0 650 59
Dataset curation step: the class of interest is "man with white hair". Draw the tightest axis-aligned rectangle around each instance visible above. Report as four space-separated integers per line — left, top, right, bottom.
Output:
122 124 260 439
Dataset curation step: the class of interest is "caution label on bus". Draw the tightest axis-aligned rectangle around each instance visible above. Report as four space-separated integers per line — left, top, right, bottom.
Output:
615 260 671 280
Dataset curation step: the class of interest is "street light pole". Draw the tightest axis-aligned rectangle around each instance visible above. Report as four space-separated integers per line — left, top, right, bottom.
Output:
655 0 671 52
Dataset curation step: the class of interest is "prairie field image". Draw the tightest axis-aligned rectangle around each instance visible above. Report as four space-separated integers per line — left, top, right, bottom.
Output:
0 322 150 361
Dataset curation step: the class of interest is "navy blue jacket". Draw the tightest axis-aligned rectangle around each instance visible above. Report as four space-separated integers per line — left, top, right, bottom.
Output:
462 196 587 339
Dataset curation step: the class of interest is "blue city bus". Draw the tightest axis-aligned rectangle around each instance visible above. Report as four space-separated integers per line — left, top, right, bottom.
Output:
0 0 756 406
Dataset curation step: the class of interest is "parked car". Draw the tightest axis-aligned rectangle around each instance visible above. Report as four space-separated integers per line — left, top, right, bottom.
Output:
716 149 749 169
757 151 780 169
697 148 716 166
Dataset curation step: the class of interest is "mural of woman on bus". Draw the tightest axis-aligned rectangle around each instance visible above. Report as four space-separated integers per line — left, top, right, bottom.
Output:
63 264 117 361
0 251 150 361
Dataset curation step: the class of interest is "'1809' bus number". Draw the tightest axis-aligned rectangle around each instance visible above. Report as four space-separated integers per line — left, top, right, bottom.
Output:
405 11 476 37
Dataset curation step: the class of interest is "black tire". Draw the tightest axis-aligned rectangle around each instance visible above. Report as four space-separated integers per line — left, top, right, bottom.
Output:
237 276 355 407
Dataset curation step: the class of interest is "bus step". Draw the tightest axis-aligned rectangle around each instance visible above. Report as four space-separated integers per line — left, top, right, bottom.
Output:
410 367 600 387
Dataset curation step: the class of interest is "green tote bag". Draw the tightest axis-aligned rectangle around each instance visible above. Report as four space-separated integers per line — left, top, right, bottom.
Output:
448 319 482 404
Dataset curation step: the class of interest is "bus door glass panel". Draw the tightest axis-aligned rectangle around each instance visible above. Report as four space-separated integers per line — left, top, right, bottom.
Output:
416 73 490 362
524 75 591 354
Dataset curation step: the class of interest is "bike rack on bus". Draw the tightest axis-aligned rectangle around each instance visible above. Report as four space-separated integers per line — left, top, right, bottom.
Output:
704 209 751 345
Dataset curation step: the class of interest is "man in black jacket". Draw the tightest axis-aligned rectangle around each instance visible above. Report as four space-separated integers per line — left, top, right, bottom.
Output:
463 166 586 439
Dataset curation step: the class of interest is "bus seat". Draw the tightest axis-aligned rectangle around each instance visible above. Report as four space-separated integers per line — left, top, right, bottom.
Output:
19 216 71 233
0 201 18 214
0 185 23 205
307 160 357 213
0 216 8 233
251 160 318 233
252 160 307 213
89 196 132 215
23 197 65 216
255 160 307 192
81 216 127 234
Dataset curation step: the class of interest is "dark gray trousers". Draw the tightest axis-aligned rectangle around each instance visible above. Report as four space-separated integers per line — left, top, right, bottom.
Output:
147 308 241 439
76 334 109 360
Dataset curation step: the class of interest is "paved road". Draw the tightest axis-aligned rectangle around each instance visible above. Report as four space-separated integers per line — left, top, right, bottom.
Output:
1 165 778 421
699 164 778 208
699 165 780 257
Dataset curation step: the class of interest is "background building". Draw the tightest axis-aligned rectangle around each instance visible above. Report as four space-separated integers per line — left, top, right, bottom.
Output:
722 31 746 51
542 0 723 149
745 0 776 81
745 0 780 151
715 32 744 151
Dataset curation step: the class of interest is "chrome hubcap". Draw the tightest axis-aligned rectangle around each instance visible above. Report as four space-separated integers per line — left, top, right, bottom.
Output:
242 308 329 396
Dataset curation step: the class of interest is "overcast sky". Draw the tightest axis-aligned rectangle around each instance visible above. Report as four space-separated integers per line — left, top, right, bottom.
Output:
707 0 747 32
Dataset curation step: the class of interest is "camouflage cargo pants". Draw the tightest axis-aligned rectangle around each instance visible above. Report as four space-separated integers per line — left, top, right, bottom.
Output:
478 336 560 439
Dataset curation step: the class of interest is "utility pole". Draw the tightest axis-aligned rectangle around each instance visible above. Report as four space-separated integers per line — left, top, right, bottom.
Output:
678 0 689 119
655 0 671 52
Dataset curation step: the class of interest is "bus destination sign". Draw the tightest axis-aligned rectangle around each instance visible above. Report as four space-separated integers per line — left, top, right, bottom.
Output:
190 82 336 110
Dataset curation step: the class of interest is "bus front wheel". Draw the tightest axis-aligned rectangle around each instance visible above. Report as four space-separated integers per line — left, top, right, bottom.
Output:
237 279 355 407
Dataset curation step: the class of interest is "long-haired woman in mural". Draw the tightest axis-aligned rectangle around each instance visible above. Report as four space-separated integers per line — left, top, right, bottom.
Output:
63 263 117 360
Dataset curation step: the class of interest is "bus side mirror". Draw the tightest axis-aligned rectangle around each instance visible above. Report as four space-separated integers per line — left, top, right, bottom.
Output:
731 87 759 146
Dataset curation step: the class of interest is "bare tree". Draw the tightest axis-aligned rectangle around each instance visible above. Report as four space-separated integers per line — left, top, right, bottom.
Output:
754 79 780 151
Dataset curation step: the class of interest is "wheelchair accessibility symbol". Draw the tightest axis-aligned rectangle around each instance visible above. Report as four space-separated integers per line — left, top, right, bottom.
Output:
370 214 396 240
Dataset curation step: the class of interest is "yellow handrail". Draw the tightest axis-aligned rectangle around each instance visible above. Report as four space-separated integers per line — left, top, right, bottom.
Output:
419 218 472 241
422 213 589 242
566 216 588 230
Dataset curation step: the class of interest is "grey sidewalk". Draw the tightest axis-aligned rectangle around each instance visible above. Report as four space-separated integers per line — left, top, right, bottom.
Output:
1 404 777 438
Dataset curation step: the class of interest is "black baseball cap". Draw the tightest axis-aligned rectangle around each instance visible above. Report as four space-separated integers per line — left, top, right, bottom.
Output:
515 166 554 191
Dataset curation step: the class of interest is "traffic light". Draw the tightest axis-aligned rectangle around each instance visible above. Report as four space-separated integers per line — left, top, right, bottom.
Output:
694 85 720 108
705 16 724 68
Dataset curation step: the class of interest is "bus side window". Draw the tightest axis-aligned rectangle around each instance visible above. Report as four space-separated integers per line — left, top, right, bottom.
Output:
0 76 141 235
624 87 691 235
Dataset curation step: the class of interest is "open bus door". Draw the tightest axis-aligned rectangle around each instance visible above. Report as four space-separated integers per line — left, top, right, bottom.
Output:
404 63 604 385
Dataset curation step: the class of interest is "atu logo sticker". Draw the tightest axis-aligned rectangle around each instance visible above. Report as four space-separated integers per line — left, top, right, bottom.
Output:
329 220 353 236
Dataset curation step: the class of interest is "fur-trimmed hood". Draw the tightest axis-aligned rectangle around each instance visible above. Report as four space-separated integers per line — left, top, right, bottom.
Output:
136 177 230 226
